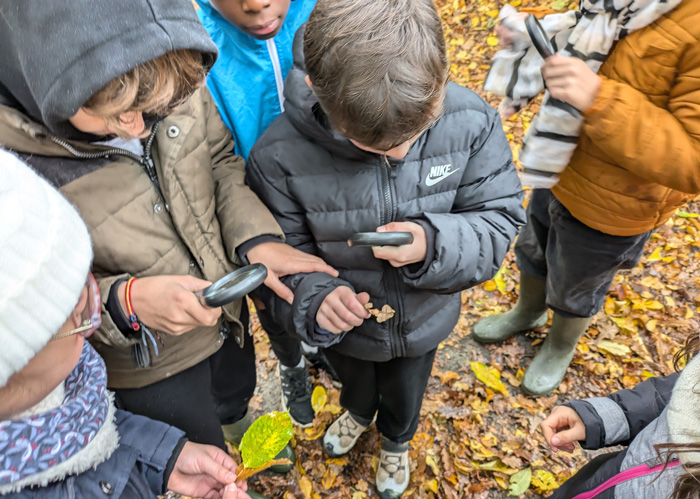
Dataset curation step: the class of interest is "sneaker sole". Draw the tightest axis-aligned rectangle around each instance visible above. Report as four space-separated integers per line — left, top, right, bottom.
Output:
323 417 374 457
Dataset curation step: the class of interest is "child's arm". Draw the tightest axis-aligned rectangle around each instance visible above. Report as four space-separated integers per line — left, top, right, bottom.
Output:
397 106 526 294
570 42 700 194
543 372 679 452
203 89 335 302
203 88 285 257
245 152 357 346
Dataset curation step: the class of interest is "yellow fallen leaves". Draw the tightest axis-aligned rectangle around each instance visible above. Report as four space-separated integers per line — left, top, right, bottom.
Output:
483 266 508 293
486 35 499 47
532 469 559 492
311 386 327 413
470 361 509 396
596 340 631 357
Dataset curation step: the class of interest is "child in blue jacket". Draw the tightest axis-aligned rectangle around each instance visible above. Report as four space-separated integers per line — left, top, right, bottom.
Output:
196 0 337 430
197 0 316 160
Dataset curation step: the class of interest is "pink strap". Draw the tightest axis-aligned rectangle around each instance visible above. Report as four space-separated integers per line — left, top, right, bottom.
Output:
572 460 681 499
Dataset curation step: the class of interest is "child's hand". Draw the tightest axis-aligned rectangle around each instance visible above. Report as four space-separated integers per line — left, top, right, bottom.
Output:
495 12 527 48
119 275 223 335
542 55 601 112
540 405 586 453
316 286 371 334
247 242 339 304
168 441 246 498
371 222 427 267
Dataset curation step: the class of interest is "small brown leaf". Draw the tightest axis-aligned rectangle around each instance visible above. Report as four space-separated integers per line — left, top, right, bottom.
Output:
364 302 396 323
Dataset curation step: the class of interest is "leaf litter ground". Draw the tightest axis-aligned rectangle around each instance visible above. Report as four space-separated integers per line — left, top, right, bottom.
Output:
194 0 699 497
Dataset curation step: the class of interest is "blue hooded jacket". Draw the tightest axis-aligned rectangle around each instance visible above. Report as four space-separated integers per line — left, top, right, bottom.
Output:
197 0 316 159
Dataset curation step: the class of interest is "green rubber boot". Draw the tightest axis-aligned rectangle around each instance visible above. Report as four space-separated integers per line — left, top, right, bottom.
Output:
246 491 271 499
521 314 592 396
472 272 549 343
221 411 296 474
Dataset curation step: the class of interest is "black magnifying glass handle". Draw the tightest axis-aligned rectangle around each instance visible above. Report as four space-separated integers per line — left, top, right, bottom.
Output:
348 232 414 247
525 14 580 116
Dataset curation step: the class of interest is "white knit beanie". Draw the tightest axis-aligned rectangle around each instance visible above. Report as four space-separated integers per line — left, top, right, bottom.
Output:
0 149 92 387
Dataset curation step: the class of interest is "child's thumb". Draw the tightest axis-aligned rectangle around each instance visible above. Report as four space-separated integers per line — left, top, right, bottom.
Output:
223 483 241 499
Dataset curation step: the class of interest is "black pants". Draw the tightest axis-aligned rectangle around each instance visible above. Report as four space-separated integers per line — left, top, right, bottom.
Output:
324 348 437 443
515 189 651 318
257 306 303 367
114 310 256 450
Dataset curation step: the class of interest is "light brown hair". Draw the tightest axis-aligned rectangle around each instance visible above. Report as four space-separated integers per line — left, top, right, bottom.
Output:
303 0 449 150
83 49 207 137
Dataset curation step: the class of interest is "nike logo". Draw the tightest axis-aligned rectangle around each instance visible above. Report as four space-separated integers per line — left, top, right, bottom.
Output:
425 164 459 186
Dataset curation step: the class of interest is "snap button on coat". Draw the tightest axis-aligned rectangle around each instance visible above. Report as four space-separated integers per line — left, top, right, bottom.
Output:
100 481 114 495
166 126 180 138
154 203 164 214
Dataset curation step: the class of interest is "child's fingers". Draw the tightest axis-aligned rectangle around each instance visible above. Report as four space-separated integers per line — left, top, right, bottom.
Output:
552 417 586 446
338 290 371 320
264 273 294 304
540 408 571 447
540 418 557 448
317 310 352 334
371 246 407 267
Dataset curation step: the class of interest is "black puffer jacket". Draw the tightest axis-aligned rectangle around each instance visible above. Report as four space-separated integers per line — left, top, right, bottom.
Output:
247 31 525 361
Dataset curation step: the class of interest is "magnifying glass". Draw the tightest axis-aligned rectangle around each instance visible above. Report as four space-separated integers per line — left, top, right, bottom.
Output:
348 232 414 247
195 263 268 308
525 14 580 115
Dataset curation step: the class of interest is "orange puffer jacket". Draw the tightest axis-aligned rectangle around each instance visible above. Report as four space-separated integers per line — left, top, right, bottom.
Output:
552 0 700 236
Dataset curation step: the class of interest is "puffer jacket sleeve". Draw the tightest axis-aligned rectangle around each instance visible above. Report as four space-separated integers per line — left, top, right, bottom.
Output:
402 107 525 293
203 89 285 263
246 153 354 347
582 40 700 194
565 372 679 450
114 409 186 494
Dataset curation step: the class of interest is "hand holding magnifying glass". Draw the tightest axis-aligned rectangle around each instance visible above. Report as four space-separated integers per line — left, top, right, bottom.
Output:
525 15 582 116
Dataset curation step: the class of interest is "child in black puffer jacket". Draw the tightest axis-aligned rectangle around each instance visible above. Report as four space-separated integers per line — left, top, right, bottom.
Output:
246 0 525 496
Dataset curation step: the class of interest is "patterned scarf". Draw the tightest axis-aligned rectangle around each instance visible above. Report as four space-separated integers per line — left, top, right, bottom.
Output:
484 0 682 188
0 342 118 493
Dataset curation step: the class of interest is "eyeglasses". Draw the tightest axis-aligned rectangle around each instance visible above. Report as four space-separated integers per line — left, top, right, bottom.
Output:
51 272 102 341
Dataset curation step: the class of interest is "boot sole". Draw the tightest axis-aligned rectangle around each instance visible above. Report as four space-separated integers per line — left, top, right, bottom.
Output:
472 313 549 344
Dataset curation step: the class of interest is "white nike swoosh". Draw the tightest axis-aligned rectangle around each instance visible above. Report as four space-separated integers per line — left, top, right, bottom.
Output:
425 168 460 186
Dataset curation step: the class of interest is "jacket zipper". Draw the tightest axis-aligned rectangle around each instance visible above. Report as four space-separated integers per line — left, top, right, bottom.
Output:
266 39 286 112
378 156 405 357
49 122 165 201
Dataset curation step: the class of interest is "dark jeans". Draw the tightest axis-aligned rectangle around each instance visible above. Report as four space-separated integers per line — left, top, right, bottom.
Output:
515 189 651 318
257 306 303 367
324 348 437 443
114 310 256 450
